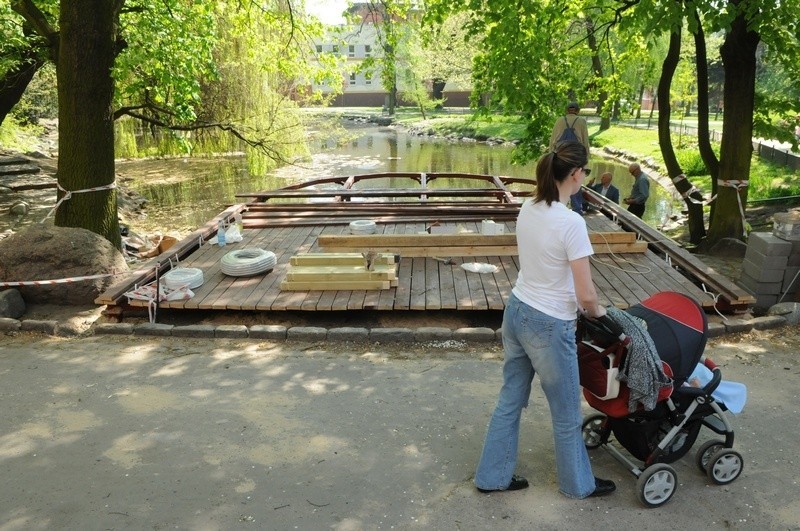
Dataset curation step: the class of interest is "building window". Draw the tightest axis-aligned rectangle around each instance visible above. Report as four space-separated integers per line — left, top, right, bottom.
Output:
349 73 357 85
348 45 355 58
316 45 322 53
365 73 372 85
332 45 339 54
364 45 372 57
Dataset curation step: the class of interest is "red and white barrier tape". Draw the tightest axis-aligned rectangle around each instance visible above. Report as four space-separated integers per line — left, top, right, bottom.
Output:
42 181 117 220
0 272 115 288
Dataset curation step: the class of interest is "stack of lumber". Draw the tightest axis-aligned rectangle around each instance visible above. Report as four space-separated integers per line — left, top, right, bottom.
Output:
280 253 399 291
316 232 646 257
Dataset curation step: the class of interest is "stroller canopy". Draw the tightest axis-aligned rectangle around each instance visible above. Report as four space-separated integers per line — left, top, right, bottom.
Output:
627 292 708 386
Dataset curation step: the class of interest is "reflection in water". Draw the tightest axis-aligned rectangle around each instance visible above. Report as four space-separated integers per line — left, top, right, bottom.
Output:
121 123 675 232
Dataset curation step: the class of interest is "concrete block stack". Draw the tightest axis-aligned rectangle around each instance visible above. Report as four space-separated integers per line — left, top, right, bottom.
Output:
738 232 800 310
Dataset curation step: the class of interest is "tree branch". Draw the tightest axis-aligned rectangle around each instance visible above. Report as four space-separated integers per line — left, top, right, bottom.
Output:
10 0 58 50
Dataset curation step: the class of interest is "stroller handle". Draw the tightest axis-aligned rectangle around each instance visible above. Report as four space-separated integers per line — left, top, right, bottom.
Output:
592 314 626 341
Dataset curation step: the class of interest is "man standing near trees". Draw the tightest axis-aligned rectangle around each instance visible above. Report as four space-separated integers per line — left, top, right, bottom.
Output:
550 102 590 213
624 163 650 218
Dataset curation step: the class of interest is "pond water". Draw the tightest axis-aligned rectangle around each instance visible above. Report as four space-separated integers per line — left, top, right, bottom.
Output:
118 123 674 234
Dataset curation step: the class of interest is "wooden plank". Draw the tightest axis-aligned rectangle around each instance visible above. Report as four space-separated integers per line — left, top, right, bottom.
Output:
318 243 645 257
238 187 522 199
393 257 413 309
317 232 635 248
319 244 517 257
485 255 513 310
425 258 442 310
290 253 396 266
463 259 489 310
280 280 390 291
437 260 457 310
284 266 397 281
592 242 648 254
409 258 428 310
318 233 515 247
589 255 640 308
591 254 653 304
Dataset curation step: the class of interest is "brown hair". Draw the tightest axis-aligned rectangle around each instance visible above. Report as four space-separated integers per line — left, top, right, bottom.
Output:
535 141 588 205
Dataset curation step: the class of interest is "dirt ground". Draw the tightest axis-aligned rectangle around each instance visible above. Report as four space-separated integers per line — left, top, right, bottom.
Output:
0 325 798 530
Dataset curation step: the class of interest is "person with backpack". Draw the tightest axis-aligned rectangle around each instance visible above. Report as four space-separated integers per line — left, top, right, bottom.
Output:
549 102 590 214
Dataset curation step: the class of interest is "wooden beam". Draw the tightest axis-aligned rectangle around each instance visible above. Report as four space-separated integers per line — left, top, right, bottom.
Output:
290 253 397 266
318 242 646 257
285 267 397 282
317 232 636 248
280 280 391 291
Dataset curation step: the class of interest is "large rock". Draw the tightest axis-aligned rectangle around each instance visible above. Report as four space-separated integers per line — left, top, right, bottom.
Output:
0 224 128 304
0 288 25 318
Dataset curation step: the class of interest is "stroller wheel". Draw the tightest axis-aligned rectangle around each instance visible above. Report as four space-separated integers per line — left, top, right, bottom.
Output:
582 414 607 449
695 439 725 474
707 448 744 485
636 463 677 508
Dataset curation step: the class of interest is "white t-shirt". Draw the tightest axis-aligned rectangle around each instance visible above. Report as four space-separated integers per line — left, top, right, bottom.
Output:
512 199 594 320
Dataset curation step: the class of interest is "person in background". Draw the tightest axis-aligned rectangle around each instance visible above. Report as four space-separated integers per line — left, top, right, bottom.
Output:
624 163 650 218
549 102 590 214
474 140 616 499
586 171 620 205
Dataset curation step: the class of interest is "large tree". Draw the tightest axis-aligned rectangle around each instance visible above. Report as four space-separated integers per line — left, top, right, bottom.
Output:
3 0 331 247
55 0 122 247
425 0 800 246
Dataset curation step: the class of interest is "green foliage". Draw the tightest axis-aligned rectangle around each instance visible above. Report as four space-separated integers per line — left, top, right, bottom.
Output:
113 1 219 122
675 147 707 177
113 119 139 159
11 64 57 124
0 114 42 151
749 159 800 199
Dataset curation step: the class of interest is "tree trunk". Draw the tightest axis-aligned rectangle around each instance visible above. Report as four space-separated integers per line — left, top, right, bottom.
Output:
658 28 706 244
636 83 645 120
585 17 610 131
704 8 760 246
55 0 121 248
692 10 719 182
0 48 45 126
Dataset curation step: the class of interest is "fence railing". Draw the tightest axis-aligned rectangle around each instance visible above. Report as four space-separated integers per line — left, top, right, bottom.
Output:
615 119 800 172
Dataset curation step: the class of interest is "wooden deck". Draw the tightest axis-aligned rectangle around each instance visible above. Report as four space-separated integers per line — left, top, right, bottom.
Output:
97 173 754 315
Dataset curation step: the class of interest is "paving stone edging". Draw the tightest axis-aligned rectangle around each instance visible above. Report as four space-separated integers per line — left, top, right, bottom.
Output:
0 315 791 341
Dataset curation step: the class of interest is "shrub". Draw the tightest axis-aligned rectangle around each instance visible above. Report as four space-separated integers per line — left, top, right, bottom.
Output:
675 149 708 177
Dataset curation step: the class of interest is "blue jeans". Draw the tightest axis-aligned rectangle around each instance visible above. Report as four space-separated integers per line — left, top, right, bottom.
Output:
474 293 596 498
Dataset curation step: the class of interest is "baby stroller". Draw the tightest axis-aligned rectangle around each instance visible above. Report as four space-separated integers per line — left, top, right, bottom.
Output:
577 291 744 508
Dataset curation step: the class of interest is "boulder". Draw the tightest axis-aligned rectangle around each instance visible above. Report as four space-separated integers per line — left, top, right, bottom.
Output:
0 224 128 304
767 302 800 325
0 288 25 318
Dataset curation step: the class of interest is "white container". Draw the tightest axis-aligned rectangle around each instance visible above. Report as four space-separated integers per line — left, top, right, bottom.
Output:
481 220 505 235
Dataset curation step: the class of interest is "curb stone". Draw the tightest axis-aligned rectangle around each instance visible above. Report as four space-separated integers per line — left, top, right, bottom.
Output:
328 327 369 342
6 315 791 342
287 326 327 341
20 320 58 335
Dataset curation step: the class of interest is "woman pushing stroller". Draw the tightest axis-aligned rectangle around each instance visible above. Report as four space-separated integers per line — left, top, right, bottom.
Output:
474 140 616 498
